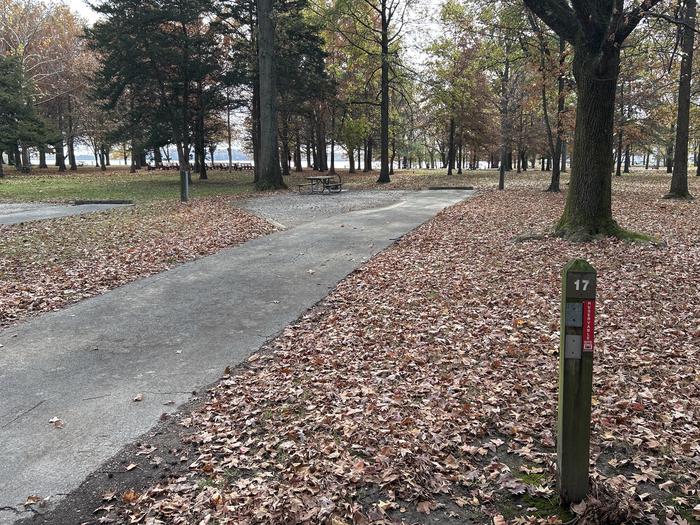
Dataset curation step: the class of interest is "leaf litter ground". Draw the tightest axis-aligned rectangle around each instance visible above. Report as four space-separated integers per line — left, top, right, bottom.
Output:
24 173 700 524
0 197 274 328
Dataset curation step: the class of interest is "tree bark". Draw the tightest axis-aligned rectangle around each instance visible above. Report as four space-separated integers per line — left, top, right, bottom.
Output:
196 81 207 180
498 53 510 190
447 117 456 176
294 131 302 172
39 148 48 168
558 48 619 238
281 115 290 177
548 37 566 191
377 0 391 183
329 109 336 174
67 95 77 171
256 0 284 190
668 0 696 198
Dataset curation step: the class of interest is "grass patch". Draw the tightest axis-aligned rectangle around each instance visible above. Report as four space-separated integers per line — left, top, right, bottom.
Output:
0 167 256 203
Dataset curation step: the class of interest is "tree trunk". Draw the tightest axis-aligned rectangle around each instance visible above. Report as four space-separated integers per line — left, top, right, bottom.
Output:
457 142 463 174
348 147 356 173
281 116 290 177
316 110 327 171
447 117 456 175
39 148 48 168
557 49 620 239
256 0 284 189
498 54 510 191
615 129 623 177
377 0 391 183
13 143 22 171
67 96 77 171
668 0 696 198
196 81 207 180
329 109 336 174
252 79 261 182
623 144 630 173
364 137 373 172
561 142 567 172
294 131 302 172
666 123 675 173
548 37 566 192
21 145 30 173
226 90 233 170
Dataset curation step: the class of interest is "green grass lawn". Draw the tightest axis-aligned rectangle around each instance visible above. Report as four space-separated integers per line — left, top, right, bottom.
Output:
0 167 257 203
0 164 494 203
1 164 679 204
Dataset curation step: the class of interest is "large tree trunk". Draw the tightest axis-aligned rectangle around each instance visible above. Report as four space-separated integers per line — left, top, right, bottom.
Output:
668 0 696 198
256 0 284 190
557 49 619 239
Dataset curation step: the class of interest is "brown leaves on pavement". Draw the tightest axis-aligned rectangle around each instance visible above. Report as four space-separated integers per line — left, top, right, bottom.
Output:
102 175 699 524
0 198 273 328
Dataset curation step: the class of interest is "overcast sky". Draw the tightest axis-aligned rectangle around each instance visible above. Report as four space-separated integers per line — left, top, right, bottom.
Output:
66 0 99 23
64 0 439 37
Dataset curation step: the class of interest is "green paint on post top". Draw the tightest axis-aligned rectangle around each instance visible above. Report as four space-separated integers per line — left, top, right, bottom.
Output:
558 258 597 505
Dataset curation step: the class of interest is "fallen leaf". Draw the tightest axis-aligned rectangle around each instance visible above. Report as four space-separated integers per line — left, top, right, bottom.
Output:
48 417 64 429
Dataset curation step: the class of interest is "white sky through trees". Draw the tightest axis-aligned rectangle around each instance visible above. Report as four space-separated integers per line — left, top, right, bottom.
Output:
64 0 440 56
66 0 98 23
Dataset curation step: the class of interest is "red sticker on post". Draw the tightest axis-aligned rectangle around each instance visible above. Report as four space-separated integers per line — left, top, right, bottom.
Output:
582 300 595 352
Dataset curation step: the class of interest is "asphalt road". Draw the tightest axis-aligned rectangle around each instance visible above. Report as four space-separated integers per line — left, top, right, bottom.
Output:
0 189 472 523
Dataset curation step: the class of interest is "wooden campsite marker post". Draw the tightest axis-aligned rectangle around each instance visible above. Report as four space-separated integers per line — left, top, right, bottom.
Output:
558 259 597 504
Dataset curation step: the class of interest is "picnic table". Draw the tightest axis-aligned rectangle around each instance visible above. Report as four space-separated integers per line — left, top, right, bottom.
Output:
298 173 343 194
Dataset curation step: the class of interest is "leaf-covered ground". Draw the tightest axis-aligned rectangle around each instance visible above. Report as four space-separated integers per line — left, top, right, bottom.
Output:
96 173 700 525
0 198 274 328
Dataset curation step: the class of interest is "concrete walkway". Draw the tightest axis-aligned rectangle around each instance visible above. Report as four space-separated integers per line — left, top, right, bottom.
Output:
0 203 130 225
0 190 472 523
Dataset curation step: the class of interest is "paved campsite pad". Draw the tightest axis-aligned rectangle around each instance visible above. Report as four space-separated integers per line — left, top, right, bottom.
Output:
0 202 131 225
0 189 473 524
237 189 413 228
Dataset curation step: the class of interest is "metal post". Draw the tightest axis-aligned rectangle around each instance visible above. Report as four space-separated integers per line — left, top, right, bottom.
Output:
558 259 597 504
